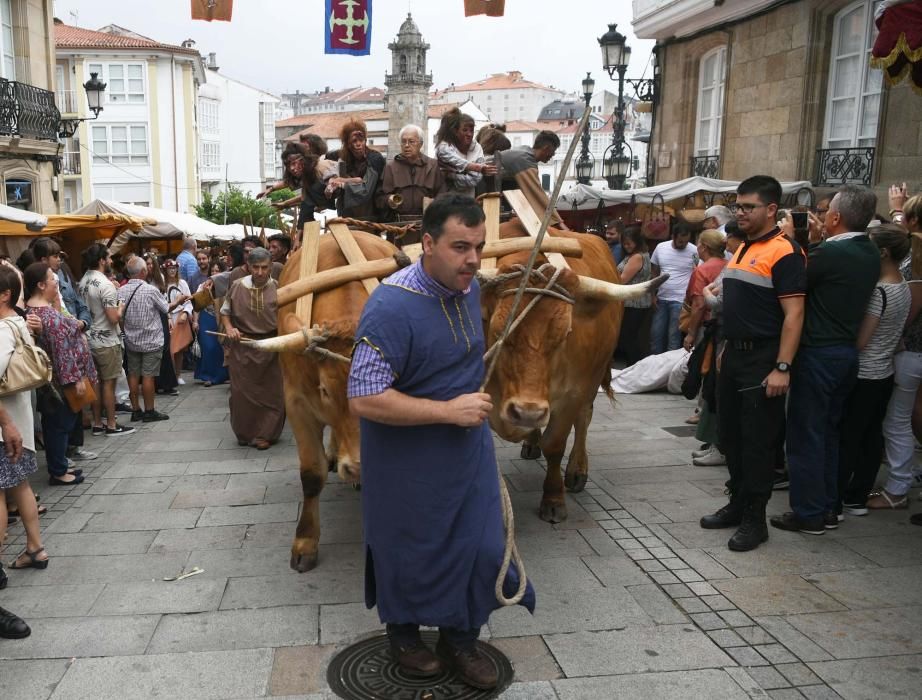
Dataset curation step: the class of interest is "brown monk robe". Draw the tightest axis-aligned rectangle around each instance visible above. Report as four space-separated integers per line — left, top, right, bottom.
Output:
220 267 285 449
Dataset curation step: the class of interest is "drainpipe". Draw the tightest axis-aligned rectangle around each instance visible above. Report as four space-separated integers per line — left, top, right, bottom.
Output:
170 55 179 212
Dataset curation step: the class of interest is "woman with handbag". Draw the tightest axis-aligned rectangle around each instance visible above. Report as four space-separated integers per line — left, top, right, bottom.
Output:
162 260 194 385
24 263 97 486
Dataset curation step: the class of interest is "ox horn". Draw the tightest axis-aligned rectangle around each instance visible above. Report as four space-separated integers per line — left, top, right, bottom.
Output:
243 326 326 353
476 270 670 303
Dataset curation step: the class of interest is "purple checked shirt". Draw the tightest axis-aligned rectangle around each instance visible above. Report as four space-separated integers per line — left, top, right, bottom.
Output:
347 260 471 398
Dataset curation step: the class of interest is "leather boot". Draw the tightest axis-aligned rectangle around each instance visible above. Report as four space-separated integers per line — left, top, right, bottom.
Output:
728 497 768 551
700 496 743 529
0 606 30 639
389 640 443 677
436 636 498 690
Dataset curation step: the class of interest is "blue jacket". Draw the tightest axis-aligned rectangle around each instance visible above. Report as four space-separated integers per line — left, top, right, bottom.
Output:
57 269 92 328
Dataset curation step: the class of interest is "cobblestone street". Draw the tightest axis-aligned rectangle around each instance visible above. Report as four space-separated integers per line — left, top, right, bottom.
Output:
0 381 919 699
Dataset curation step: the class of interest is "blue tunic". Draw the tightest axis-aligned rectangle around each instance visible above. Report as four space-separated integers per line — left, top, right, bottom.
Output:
352 271 536 630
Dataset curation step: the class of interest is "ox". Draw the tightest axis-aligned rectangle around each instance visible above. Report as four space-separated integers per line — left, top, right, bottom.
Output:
256 225 659 572
480 221 624 523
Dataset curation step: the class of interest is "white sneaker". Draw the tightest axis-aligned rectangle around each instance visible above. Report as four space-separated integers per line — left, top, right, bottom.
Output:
69 448 98 461
177 377 186 385
692 444 711 459
693 446 727 467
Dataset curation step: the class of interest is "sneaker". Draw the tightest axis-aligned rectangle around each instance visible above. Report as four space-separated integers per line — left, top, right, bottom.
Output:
65 457 75 469
769 511 825 535
693 446 727 467
142 410 169 422
823 512 840 530
772 470 790 490
115 402 133 414
177 377 186 386
69 448 97 461
91 425 105 436
692 444 712 459
130 410 143 422
106 424 135 437
843 503 868 516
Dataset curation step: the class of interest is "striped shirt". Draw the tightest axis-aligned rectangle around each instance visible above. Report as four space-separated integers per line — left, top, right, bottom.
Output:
347 260 469 398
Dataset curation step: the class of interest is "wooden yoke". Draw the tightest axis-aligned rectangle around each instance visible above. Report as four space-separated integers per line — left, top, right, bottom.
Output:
478 192 502 271
503 189 571 270
295 221 321 326
328 223 378 295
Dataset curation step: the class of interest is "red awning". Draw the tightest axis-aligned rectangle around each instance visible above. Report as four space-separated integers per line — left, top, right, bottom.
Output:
872 0 922 93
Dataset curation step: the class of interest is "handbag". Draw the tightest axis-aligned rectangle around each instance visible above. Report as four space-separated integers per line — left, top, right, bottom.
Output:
678 302 693 334
0 318 52 398
642 192 670 240
61 377 96 413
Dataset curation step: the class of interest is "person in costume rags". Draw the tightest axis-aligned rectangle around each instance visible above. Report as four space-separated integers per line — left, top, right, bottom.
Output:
220 247 285 450
347 193 535 690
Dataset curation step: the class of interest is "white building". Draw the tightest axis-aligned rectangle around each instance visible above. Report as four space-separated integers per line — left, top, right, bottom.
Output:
54 21 205 213
431 71 564 123
198 52 279 196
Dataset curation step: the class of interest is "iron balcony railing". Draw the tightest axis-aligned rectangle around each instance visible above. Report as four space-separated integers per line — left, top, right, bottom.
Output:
0 79 60 141
61 151 80 175
690 154 720 179
814 147 875 187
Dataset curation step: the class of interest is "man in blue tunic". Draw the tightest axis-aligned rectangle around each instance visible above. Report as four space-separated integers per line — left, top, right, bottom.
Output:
347 193 535 690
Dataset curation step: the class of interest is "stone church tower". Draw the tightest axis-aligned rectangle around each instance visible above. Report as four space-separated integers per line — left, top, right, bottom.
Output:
384 14 432 159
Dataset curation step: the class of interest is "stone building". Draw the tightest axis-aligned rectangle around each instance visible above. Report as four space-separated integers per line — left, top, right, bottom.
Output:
384 14 432 159
0 0 60 215
432 71 564 124
633 0 920 202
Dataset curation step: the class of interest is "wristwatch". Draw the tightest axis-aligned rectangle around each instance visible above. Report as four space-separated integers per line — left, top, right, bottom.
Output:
775 362 791 372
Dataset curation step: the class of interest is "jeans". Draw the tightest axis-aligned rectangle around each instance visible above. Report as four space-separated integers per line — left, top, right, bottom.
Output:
786 345 858 520
40 400 79 477
650 299 682 355
387 623 480 651
881 351 922 496
840 375 895 506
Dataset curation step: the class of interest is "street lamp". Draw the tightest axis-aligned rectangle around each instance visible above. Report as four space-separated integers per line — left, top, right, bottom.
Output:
58 72 107 138
576 72 595 185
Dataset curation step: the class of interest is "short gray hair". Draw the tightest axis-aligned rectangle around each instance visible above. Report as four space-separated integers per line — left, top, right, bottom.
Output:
398 124 424 143
704 205 733 226
247 247 271 265
182 238 197 252
126 256 147 277
833 185 877 232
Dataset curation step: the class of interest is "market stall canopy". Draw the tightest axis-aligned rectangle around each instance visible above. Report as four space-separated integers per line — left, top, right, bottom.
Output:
872 0 922 93
222 223 286 240
557 177 814 210
0 203 46 231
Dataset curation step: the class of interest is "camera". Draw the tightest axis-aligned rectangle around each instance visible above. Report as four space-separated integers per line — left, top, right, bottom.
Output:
792 211 808 229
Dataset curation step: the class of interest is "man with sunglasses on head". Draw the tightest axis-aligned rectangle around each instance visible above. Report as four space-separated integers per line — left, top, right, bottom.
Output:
700 175 806 552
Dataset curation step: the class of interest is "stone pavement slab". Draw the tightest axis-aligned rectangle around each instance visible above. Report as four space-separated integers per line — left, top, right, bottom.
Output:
149 524 248 552
220 571 365 609
42 530 157 555
552 669 750 699
88 579 227 616
801 565 922 610
809 654 922 699
0 583 104 618
714 575 847 616
784 606 922 658
0 615 159 659
0 659 69 699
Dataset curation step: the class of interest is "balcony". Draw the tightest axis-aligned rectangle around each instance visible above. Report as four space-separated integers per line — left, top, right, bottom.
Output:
690 154 720 179
55 90 77 115
814 147 875 187
0 79 61 141
61 151 80 175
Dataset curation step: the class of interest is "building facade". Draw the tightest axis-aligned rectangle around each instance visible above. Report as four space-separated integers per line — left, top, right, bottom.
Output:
55 21 205 213
198 53 279 197
633 0 920 202
431 71 565 123
384 14 433 158
0 0 60 215
279 86 385 121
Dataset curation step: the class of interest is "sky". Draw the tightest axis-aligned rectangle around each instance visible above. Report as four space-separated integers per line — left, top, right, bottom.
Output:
52 0 655 97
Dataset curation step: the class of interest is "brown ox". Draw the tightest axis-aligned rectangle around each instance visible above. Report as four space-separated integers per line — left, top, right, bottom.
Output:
482 221 622 523
276 231 397 572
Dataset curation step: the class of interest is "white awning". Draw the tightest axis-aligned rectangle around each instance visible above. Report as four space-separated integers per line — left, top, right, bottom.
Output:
0 203 46 231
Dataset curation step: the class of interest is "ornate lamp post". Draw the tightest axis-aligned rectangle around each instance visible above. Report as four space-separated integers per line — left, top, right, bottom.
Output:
58 72 107 138
575 72 595 185
598 23 658 188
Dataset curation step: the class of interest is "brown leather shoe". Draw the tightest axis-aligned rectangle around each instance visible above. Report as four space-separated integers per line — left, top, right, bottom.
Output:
389 640 443 677
436 637 498 690
252 439 271 450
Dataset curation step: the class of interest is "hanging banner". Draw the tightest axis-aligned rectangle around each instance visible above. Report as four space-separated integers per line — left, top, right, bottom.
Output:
191 0 233 22
325 0 372 56
871 0 922 93
464 0 506 17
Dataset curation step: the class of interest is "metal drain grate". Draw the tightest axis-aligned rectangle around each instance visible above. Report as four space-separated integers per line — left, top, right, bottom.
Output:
326 631 514 700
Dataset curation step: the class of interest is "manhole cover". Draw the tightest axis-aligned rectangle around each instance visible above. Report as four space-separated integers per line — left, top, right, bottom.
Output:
327 631 514 700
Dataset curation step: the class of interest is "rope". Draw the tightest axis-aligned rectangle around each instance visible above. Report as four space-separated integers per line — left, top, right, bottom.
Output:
480 104 593 607
325 217 420 238
300 325 353 364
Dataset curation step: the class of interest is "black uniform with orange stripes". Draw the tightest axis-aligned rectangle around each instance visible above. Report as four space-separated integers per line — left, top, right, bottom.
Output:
718 227 806 501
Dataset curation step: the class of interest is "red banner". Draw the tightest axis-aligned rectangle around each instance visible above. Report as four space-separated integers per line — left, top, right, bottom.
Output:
326 0 372 56
191 0 233 22
464 0 506 17
872 1 922 92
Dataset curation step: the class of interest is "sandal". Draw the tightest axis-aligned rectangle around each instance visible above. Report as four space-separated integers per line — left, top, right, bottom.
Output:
9 547 49 570
7 504 47 520
866 490 908 510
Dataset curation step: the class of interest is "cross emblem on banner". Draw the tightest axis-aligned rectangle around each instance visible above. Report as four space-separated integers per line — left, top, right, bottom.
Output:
329 0 368 45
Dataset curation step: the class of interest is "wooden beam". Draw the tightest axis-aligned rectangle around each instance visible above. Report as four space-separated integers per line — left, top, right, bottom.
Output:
503 189 570 269
295 221 320 325
328 223 378 295
480 192 501 270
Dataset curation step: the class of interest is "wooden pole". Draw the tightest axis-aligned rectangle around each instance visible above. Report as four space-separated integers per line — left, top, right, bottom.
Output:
480 192 502 271
296 221 321 326
328 222 378 295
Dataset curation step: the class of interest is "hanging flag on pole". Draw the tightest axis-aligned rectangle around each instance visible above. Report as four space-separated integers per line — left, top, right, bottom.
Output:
325 0 372 56
191 0 233 22
464 0 506 17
